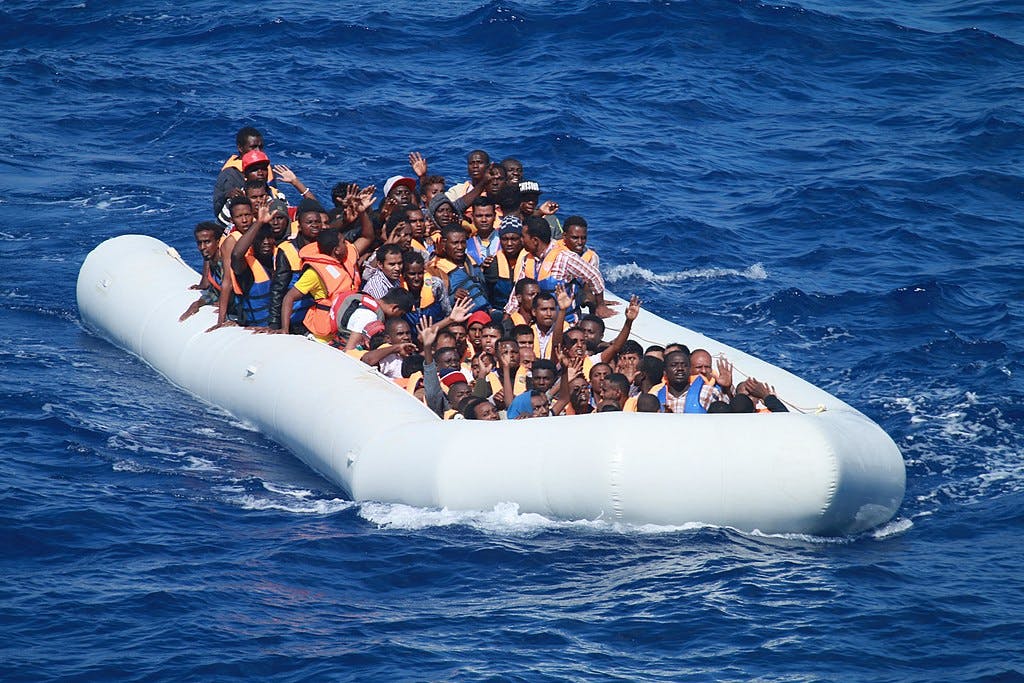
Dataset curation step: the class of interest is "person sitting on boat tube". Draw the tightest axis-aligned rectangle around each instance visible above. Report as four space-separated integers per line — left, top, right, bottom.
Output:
267 199 324 333
736 378 789 413
228 202 278 327
354 318 418 379
508 216 615 321
688 349 734 409
179 222 225 322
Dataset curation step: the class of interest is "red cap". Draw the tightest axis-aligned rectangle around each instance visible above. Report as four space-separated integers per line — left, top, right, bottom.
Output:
440 371 469 388
467 310 491 328
363 321 386 338
241 149 270 171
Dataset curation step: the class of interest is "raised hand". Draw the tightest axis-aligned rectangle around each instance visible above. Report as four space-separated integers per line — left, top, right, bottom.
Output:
449 297 474 323
625 294 641 321
408 151 428 177
537 200 559 216
356 185 377 214
716 355 733 388
257 202 272 225
272 164 297 185
554 283 573 310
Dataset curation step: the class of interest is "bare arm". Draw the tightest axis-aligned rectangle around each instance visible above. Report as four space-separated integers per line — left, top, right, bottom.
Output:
599 295 641 363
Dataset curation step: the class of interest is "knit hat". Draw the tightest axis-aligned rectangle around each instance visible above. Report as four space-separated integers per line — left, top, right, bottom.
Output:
498 215 522 237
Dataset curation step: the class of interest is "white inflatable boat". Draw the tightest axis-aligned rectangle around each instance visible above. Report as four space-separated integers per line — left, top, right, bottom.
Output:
77 235 905 535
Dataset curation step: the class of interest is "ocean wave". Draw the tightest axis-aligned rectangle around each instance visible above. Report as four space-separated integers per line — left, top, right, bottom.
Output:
604 262 768 285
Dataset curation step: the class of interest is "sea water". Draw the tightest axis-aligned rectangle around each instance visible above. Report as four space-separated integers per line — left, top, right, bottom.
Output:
1 1 1022 680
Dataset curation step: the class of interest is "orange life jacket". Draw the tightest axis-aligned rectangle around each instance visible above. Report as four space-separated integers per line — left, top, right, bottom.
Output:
299 242 361 338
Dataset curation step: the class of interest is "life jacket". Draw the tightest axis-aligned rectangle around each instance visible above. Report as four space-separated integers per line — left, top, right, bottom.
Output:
208 260 224 294
555 239 598 265
466 233 500 265
232 250 273 327
300 244 361 338
428 257 489 312
220 156 275 182
330 293 384 342
491 251 517 308
277 241 311 326
652 377 708 414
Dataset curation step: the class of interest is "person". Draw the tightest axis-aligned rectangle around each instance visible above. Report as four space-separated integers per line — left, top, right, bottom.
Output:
180 222 225 321
737 378 789 413
217 151 297 228
356 318 418 379
426 223 490 313
466 197 500 272
335 287 416 348
530 292 566 361
416 299 474 417
461 396 500 420
599 373 631 410
636 393 662 413
510 216 614 321
419 174 446 212
557 215 599 268
445 150 490 203
648 349 723 414
506 390 549 419
229 204 278 327
517 181 562 236
500 157 523 186
507 277 539 327
465 309 491 358
213 197 257 325
688 348 734 409
404 205 434 256
267 198 290 242
490 217 523 308
362 243 405 299
279 228 361 343
213 126 270 219
401 250 447 334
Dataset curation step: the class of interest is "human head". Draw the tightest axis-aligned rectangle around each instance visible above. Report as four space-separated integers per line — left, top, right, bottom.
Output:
471 197 496 236
235 126 264 155
467 150 490 183
708 400 731 414
689 349 713 380
601 373 630 409
316 227 343 257
568 376 592 414
645 345 665 361
530 390 551 418
514 278 540 313
379 287 416 317
252 223 276 259
440 223 468 264
446 380 473 411
434 347 461 372
241 150 270 182
486 162 507 195
589 362 611 397
402 251 425 290
562 216 588 256
428 194 457 230
296 199 325 241
637 355 665 391
521 216 551 256
403 206 428 241
636 393 662 413
664 350 692 390
267 198 289 241
383 175 416 206
463 396 499 420
730 395 754 413
244 178 270 209
615 340 644 381
481 323 503 355
447 321 468 356
501 157 523 185
376 243 405 282
467 310 491 351
518 180 542 216
578 315 605 353
532 292 557 331
498 216 523 259
384 317 413 347
562 327 588 358
193 222 223 261
229 197 254 234
497 338 520 371
420 175 445 207
530 359 557 394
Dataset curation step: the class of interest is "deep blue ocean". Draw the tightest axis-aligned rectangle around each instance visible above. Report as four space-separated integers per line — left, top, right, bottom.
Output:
2 1 1023 680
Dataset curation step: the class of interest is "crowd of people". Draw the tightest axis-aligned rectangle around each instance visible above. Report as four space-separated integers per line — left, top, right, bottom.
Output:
182 126 788 420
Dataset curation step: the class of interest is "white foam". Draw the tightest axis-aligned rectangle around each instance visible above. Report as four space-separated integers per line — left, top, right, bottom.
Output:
231 494 354 515
870 517 913 539
604 262 768 285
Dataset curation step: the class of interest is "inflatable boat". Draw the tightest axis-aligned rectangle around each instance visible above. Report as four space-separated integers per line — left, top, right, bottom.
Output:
77 235 905 535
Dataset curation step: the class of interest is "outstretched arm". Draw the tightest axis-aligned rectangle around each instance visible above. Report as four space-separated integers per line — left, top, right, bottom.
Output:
599 295 641 363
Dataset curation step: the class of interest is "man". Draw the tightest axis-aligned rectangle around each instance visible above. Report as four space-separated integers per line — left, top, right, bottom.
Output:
214 197 257 325
268 199 325 332
510 216 614 321
180 222 225 321
490 216 523 309
648 349 727 414
426 223 490 313
401 251 447 333
363 243 404 299
466 310 491 359
466 197 500 264
507 277 539 327
229 204 278 327
356 317 418 379
500 158 523 186
600 373 631 411
213 126 268 219
558 216 599 268
530 293 563 361
419 174 446 212
688 348 733 410
445 150 490 203
280 228 361 343
217 150 291 228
